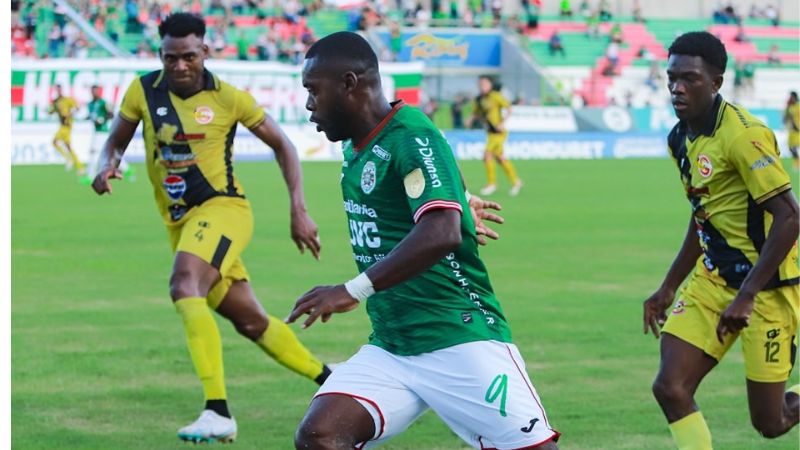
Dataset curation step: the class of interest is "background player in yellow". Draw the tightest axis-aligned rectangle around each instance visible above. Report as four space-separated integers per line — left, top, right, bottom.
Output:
782 91 799 170
469 75 522 196
48 84 85 175
90 13 330 444
642 32 799 450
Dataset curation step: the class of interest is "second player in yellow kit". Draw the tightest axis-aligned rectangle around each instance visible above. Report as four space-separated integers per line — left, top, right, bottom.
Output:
643 32 799 450
471 75 522 196
48 84 85 174
91 13 330 444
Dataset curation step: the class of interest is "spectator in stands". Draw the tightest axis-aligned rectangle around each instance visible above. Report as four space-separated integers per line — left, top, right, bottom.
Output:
632 0 645 23
389 20 402 61
645 60 662 91
209 0 225 14
47 25 63 58
599 0 612 21
578 0 591 18
135 40 153 58
125 0 142 33
733 24 749 43
255 32 270 61
609 22 623 44
548 31 566 57
452 95 466 129
236 30 249 61
767 44 781 65
559 0 572 18
605 41 619 71
586 11 600 39
63 21 80 58
107 12 121 43
764 4 780 26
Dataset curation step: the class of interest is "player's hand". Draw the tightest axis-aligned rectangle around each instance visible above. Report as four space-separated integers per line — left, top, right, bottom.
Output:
716 295 755 343
285 284 360 329
91 167 123 195
643 288 674 338
291 209 321 260
469 194 504 245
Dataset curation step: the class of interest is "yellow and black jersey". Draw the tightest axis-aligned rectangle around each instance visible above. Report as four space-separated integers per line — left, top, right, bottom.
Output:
668 95 798 290
119 69 266 223
474 91 509 134
50 96 78 127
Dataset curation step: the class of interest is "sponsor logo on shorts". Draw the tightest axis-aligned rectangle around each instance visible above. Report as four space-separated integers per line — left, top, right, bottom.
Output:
697 154 713 178
194 106 214 124
163 174 187 200
672 299 686 315
485 374 509 417
361 161 376 194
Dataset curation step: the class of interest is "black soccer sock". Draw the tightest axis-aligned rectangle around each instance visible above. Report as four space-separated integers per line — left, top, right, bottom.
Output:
205 399 231 418
314 364 332 386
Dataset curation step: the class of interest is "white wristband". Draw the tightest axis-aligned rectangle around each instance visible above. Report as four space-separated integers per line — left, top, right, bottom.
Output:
344 272 375 302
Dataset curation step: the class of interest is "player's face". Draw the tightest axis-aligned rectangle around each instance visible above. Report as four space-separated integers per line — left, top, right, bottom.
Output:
91 87 101 99
479 78 492 94
666 54 722 125
160 33 208 95
302 58 351 142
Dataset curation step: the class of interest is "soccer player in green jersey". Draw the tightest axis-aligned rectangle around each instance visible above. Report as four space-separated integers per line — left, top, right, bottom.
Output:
83 84 133 184
286 32 560 450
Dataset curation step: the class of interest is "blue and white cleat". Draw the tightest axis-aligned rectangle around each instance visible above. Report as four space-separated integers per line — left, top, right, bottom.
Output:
177 410 237 444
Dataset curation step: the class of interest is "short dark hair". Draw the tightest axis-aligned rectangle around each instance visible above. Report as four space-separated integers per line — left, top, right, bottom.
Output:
668 31 728 75
791 91 799 100
305 31 378 73
158 12 206 39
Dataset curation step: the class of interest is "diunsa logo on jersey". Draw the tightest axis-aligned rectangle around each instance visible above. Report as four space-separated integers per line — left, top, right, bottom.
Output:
361 161 377 194
697 154 713 178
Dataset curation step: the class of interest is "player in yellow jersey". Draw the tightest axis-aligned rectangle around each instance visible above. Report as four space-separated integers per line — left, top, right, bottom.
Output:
469 76 522 196
783 91 799 169
48 84 86 175
90 13 331 444
642 32 799 450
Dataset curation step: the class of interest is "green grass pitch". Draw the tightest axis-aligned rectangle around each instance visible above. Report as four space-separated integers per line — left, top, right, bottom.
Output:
11 159 799 449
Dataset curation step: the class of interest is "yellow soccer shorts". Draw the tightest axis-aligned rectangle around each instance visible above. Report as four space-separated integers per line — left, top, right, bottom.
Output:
788 132 799 148
166 196 253 309
54 125 72 144
663 273 799 382
485 132 508 157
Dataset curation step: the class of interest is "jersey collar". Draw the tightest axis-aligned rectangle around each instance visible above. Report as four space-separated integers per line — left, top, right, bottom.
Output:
689 94 724 139
354 100 405 152
151 68 220 92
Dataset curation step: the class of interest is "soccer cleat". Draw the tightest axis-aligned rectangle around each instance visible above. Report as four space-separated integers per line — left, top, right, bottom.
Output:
78 175 93 186
177 410 237 444
480 184 497 196
509 181 523 197
123 165 137 182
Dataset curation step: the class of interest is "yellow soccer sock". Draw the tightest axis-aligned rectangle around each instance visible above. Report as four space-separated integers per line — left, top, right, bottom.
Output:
500 160 520 185
70 151 85 171
669 411 713 450
256 315 324 381
485 158 497 186
175 297 226 401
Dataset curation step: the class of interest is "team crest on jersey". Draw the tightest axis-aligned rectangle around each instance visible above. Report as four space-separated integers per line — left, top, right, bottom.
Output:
163 174 187 200
671 299 686 315
697 154 713 178
361 161 377 194
404 168 425 199
194 106 214 124
157 123 178 144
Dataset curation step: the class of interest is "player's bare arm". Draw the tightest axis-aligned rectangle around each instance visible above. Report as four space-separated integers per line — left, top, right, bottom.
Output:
91 116 138 195
286 209 462 328
643 216 703 337
249 114 321 259
716 191 799 341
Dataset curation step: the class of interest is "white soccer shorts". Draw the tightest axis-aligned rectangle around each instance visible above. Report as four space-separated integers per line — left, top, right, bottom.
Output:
315 340 560 449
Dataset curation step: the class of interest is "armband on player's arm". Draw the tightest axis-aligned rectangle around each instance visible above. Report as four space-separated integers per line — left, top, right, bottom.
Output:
344 272 375 302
